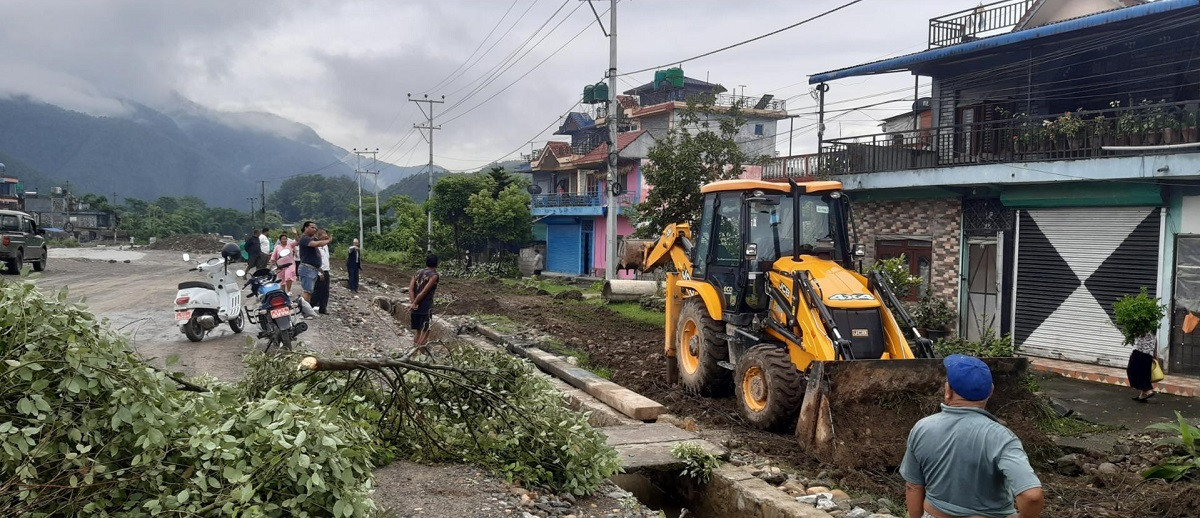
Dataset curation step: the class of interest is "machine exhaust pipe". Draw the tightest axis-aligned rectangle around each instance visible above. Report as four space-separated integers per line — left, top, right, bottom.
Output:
196 314 217 330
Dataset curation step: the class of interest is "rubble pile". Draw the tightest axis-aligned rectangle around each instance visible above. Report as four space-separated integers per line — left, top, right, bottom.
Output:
147 234 231 254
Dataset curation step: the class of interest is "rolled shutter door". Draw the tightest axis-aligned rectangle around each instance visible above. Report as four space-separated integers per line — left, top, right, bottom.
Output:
1015 207 1160 366
546 223 582 274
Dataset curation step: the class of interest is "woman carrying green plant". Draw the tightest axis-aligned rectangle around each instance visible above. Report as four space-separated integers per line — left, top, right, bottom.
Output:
1114 288 1167 402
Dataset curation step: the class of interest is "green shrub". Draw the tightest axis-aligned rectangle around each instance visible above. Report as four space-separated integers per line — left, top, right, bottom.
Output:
1113 287 1167 344
1144 411 1200 481
869 255 921 296
911 294 956 331
671 442 720 483
934 327 1016 357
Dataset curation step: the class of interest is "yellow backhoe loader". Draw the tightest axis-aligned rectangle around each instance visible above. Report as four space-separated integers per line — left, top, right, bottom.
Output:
633 179 1028 466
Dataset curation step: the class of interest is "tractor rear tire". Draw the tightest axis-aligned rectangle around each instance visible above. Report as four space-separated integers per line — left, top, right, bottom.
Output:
735 345 805 432
675 298 731 396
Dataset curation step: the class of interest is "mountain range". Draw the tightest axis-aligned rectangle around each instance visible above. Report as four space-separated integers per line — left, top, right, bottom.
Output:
0 95 439 207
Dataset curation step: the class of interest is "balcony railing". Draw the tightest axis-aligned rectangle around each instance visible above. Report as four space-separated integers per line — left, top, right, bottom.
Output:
929 0 1034 48
532 192 603 208
762 153 820 180
822 100 1200 176
635 89 786 112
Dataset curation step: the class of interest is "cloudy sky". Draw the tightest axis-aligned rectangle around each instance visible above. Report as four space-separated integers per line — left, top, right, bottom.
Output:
0 0 986 171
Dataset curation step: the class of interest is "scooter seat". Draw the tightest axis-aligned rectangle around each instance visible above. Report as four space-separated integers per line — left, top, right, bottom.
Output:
178 281 216 291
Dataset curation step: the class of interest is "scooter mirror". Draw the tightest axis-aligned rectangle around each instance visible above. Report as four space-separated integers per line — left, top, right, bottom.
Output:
182 253 191 262
278 248 291 258
235 269 246 277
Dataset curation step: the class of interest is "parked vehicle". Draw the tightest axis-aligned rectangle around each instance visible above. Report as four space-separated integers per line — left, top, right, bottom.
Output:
244 252 307 352
0 209 47 274
174 244 246 342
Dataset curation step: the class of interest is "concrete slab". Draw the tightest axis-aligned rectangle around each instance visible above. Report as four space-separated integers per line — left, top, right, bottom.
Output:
604 423 726 470
1038 372 1200 453
604 423 703 446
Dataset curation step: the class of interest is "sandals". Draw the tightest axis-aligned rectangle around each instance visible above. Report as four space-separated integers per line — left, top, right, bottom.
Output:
1133 391 1158 402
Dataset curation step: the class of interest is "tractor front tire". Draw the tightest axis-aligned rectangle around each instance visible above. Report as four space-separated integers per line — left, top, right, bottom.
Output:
735 345 805 432
675 298 731 396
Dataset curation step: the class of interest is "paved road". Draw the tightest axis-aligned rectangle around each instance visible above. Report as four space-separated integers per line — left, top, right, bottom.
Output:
32 247 339 380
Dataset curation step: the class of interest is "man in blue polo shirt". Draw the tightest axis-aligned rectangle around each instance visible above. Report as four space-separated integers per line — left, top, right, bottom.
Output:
900 354 1044 518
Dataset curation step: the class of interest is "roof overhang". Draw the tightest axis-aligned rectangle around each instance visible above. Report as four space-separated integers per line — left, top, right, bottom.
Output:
700 179 843 194
808 0 1199 84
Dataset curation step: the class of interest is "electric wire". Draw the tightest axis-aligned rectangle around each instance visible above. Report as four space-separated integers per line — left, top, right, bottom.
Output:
422 0 525 93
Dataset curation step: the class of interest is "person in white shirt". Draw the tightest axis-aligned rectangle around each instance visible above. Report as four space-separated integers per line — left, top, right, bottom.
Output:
311 228 332 315
257 227 271 269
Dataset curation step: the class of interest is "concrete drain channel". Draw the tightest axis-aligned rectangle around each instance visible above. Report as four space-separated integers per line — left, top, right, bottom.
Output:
372 296 837 518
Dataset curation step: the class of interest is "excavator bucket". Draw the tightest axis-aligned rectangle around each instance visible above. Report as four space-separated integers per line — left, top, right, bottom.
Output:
617 239 653 271
795 357 1031 468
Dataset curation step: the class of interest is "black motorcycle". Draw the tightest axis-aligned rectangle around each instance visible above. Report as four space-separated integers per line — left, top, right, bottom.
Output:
244 267 307 352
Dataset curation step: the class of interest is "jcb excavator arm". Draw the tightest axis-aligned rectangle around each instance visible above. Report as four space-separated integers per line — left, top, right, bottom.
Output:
640 223 695 275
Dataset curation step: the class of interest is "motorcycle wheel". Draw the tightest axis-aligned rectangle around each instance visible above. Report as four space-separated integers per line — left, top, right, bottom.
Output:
279 330 293 351
184 318 205 342
228 309 245 334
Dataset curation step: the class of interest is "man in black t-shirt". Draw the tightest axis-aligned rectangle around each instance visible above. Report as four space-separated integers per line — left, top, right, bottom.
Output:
296 221 332 309
407 254 440 356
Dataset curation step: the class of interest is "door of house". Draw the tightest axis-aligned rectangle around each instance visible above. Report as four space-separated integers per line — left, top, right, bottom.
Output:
581 220 594 277
876 239 933 301
964 236 1001 340
1170 235 1200 375
1014 207 1161 366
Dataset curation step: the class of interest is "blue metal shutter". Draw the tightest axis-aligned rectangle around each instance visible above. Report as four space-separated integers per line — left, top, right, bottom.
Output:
546 223 582 274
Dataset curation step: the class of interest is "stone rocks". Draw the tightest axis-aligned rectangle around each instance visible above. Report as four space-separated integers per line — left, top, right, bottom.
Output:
806 486 831 495
1055 453 1084 476
876 497 895 510
753 466 787 485
1098 462 1120 474
830 489 851 502
780 479 807 495
798 492 838 511
845 508 872 518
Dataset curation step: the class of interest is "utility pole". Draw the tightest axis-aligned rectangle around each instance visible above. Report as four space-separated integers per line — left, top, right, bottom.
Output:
604 0 619 280
354 148 381 241
409 94 444 252
247 197 257 220
259 180 267 227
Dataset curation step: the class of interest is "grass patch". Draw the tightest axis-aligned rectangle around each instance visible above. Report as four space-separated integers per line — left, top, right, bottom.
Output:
586 300 665 327
475 313 520 334
1040 413 1122 438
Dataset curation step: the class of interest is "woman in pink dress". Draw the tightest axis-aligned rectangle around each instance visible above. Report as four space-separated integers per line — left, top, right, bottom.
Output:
270 232 298 293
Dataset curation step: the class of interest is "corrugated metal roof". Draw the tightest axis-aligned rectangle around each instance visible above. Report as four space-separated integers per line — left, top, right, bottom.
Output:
575 130 647 166
808 0 1199 84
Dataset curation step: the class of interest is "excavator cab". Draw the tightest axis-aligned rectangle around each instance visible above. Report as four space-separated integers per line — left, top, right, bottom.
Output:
635 178 1029 467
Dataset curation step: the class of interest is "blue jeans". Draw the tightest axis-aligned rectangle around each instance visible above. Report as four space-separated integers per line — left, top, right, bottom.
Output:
297 263 319 294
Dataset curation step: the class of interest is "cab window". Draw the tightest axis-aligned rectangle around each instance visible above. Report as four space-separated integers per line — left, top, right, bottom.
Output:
21 217 33 233
691 195 717 277
0 215 18 232
713 192 742 266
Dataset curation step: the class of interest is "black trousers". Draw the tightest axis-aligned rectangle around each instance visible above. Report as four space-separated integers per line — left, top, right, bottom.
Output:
313 270 331 313
347 265 360 292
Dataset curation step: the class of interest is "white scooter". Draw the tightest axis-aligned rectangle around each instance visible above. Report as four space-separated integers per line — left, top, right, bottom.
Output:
174 245 247 342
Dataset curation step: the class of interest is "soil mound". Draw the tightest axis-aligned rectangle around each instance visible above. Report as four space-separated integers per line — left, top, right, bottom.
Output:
149 234 231 255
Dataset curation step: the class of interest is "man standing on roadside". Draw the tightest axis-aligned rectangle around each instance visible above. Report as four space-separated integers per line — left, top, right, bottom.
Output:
296 221 331 317
312 228 332 315
258 227 272 269
900 354 1044 518
407 254 440 356
245 229 262 269
346 238 362 292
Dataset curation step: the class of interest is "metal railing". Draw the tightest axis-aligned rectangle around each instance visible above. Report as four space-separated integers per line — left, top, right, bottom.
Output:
929 0 1034 48
634 89 786 112
532 192 603 208
822 100 1200 175
762 153 820 180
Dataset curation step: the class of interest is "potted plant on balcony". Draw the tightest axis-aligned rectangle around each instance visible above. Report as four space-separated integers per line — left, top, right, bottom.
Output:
911 293 957 340
1091 114 1110 151
1141 99 1164 146
1114 101 1138 146
1054 109 1086 150
1163 110 1182 145
1184 111 1199 143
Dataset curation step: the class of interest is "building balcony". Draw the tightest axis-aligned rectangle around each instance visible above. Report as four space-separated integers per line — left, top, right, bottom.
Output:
821 100 1200 176
762 153 820 180
928 0 1035 48
634 89 786 112
531 191 639 217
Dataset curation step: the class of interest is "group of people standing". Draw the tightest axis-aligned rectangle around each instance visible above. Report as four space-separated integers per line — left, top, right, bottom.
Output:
244 223 365 316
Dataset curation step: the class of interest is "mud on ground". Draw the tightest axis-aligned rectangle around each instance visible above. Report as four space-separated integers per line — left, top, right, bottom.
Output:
361 263 1200 518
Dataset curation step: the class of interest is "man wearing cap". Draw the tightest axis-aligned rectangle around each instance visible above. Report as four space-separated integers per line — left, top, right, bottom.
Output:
900 354 1044 518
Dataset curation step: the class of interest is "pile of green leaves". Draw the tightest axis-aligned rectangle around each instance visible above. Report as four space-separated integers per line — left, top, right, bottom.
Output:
0 279 376 516
1114 287 1167 344
933 327 1017 358
241 347 623 495
1144 411 1200 481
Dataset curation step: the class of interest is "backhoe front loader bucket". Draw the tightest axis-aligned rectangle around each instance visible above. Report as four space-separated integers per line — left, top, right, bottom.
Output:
795 357 1031 468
